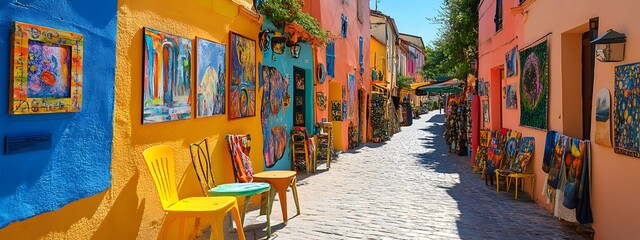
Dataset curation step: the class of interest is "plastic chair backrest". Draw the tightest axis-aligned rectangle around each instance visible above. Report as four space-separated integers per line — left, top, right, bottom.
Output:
226 134 255 183
143 145 179 210
189 138 216 196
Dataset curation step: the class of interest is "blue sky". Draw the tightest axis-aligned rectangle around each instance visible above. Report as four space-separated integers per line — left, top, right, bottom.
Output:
370 0 444 46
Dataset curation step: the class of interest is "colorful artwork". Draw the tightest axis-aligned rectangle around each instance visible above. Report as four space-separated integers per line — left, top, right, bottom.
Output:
547 134 567 188
348 73 356 119
229 32 256 120
562 138 586 208
342 100 348 120
331 101 342 121
295 72 305 90
506 84 517 109
509 137 535 173
11 22 83 114
479 129 490 147
316 92 327 111
484 82 490 97
477 80 484 96
614 63 640 158
143 28 191 124
260 65 290 168
519 40 549 130
595 88 612 147
196 38 225 117
482 100 490 122
505 46 518 78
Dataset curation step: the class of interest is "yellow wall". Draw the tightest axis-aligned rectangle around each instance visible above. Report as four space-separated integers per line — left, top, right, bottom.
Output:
0 0 264 239
370 37 387 82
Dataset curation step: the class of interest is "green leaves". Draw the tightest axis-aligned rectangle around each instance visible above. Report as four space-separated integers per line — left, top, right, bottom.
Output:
257 0 329 45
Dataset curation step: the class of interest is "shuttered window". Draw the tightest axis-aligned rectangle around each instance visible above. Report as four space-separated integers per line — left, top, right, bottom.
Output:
326 41 335 78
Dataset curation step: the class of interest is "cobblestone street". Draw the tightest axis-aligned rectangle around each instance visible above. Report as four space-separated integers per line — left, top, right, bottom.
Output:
226 111 589 240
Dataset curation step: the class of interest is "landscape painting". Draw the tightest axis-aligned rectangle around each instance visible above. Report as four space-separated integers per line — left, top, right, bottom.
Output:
229 32 257 119
595 88 611 147
506 84 517 109
196 37 226 118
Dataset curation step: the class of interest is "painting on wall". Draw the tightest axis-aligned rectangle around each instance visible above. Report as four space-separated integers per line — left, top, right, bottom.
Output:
229 32 256 120
595 88 612 147
614 63 640 158
196 37 225 118
506 83 517 109
484 81 490 97
11 22 83 115
477 80 484 96
260 65 290 168
143 27 192 124
348 73 356 119
482 100 490 122
505 46 518 78
316 91 327 111
331 100 342 121
519 40 549 130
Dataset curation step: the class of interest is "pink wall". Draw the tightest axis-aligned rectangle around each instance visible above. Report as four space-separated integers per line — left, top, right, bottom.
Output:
306 0 371 150
480 0 640 238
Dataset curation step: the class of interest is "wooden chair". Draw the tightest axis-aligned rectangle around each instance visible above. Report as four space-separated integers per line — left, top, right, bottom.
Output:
496 137 536 199
226 134 301 224
143 146 245 240
189 138 275 238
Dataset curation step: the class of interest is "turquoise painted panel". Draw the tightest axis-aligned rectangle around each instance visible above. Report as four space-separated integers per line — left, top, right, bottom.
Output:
0 0 117 228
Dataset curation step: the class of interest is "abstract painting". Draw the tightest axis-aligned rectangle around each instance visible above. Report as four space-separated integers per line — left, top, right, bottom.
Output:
143 27 192 124
229 32 256 120
614 63 640 158
506 83 517 109
11 22 83 114
477 80 484 96
196 37 225 118
260 65 290 167
484 81 490 97
331 100 342 121
519 40 549 130
482 100 490 122
348 73 356 119
595 88 611 147
316 91 327 111
505 46 518 78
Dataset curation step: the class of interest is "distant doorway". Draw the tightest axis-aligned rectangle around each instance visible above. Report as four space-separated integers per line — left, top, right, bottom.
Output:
582 18 598 140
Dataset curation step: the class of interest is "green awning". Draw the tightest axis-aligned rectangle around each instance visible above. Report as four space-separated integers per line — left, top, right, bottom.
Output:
415 78 463 95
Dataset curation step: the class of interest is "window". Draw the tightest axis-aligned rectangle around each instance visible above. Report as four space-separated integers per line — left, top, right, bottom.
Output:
326 41 335 78
359 36 364 75
357 0 364 23
494 0 503 32
519 0 526 5
341 14 348 38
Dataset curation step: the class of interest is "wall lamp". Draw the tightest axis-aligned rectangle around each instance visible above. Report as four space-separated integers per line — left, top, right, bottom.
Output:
591 29 626 62
287 41 301 59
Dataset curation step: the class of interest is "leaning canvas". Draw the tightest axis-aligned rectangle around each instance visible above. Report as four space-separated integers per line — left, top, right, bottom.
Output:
519 40 549 130
142 27 192 124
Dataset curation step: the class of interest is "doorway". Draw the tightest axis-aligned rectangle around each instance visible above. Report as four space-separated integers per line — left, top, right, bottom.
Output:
358 90 365 144
293 67 306 127
582 18 598 140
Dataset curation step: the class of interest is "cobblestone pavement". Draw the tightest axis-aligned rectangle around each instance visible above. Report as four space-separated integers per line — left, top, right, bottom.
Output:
214 111 591 240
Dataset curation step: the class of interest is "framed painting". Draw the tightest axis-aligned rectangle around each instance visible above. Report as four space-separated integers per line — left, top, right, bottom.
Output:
477 80 484 96
142 27 192 124
595 88 611 147
482 100 490 122
505 46 518 78
11 22 83 114
229 32 257 120
519 40 549 130
506 83 517 109
614 63 640 157
196 37 226 118
331 100 342 121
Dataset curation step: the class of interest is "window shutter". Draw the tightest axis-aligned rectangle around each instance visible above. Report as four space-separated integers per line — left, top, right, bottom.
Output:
326 41 335 78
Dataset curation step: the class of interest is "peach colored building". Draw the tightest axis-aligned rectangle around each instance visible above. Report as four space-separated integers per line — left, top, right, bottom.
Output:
479 0 640 238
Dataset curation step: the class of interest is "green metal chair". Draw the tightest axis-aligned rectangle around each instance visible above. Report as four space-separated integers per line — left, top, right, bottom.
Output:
189 138 275 238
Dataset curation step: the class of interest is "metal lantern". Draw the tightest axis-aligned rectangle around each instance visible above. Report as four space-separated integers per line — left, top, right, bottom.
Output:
591 29 626 62
290 42 301 59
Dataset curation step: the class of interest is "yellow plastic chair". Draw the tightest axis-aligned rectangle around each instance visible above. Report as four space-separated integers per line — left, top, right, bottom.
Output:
143 145 246 240
226 134 301 224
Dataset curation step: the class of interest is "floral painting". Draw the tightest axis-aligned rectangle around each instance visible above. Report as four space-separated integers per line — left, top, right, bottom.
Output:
11 22 83 114
506 83 517 109
595 88 611 147
519 40 549 130
143 27 192 124
229 32 256 120
196 37 225 117
505 46 518 78
614 63 640 158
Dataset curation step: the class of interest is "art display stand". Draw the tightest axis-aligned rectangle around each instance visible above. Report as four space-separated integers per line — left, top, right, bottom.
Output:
315 122 333 170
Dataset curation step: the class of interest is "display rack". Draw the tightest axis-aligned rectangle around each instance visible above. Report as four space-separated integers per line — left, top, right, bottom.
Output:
291 127 310 174
316 122 333 170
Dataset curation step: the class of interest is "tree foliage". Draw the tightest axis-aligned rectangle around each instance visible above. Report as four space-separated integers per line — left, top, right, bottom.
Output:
421 0 480 80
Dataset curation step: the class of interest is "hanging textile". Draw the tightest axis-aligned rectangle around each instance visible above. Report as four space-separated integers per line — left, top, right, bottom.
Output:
576 141 593 224
542 130 558 173
547 134 567 189
553 146 577 222
562 138 587 209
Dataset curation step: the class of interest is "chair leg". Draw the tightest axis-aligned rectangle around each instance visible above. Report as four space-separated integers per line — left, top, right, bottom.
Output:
291 177 301 216
230 205 246 240
531 175 535 201
240 196 250 225
162 215 176 240
210 215 225 240
266 187 275 238
277 187 289 224
178 218 186 240
514 177 519 200
495 174 500 193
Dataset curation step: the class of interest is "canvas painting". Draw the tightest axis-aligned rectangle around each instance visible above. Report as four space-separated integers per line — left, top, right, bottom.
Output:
331 100 342 121
260 66 289 168
143 28 192 124
484 81 490 97
11 22 83 114
196 38 225 118
595 88 612 147
506 84 517 109
477 80 484 96
519 40 549 130
505 46 518 78
348 73 356 119
482 100 490 122
614 63 640 158
229 32 257 120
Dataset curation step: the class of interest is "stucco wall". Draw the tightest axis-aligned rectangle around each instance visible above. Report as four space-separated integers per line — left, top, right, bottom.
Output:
0 0 116 234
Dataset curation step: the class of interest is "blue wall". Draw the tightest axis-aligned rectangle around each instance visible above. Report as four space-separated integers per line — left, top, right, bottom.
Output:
0 0 117 228
261 19 315 171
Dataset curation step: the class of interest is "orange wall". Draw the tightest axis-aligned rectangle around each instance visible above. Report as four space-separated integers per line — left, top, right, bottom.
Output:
480 0 640 238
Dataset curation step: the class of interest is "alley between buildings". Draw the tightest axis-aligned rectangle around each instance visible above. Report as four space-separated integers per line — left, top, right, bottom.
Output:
219 111 589 240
